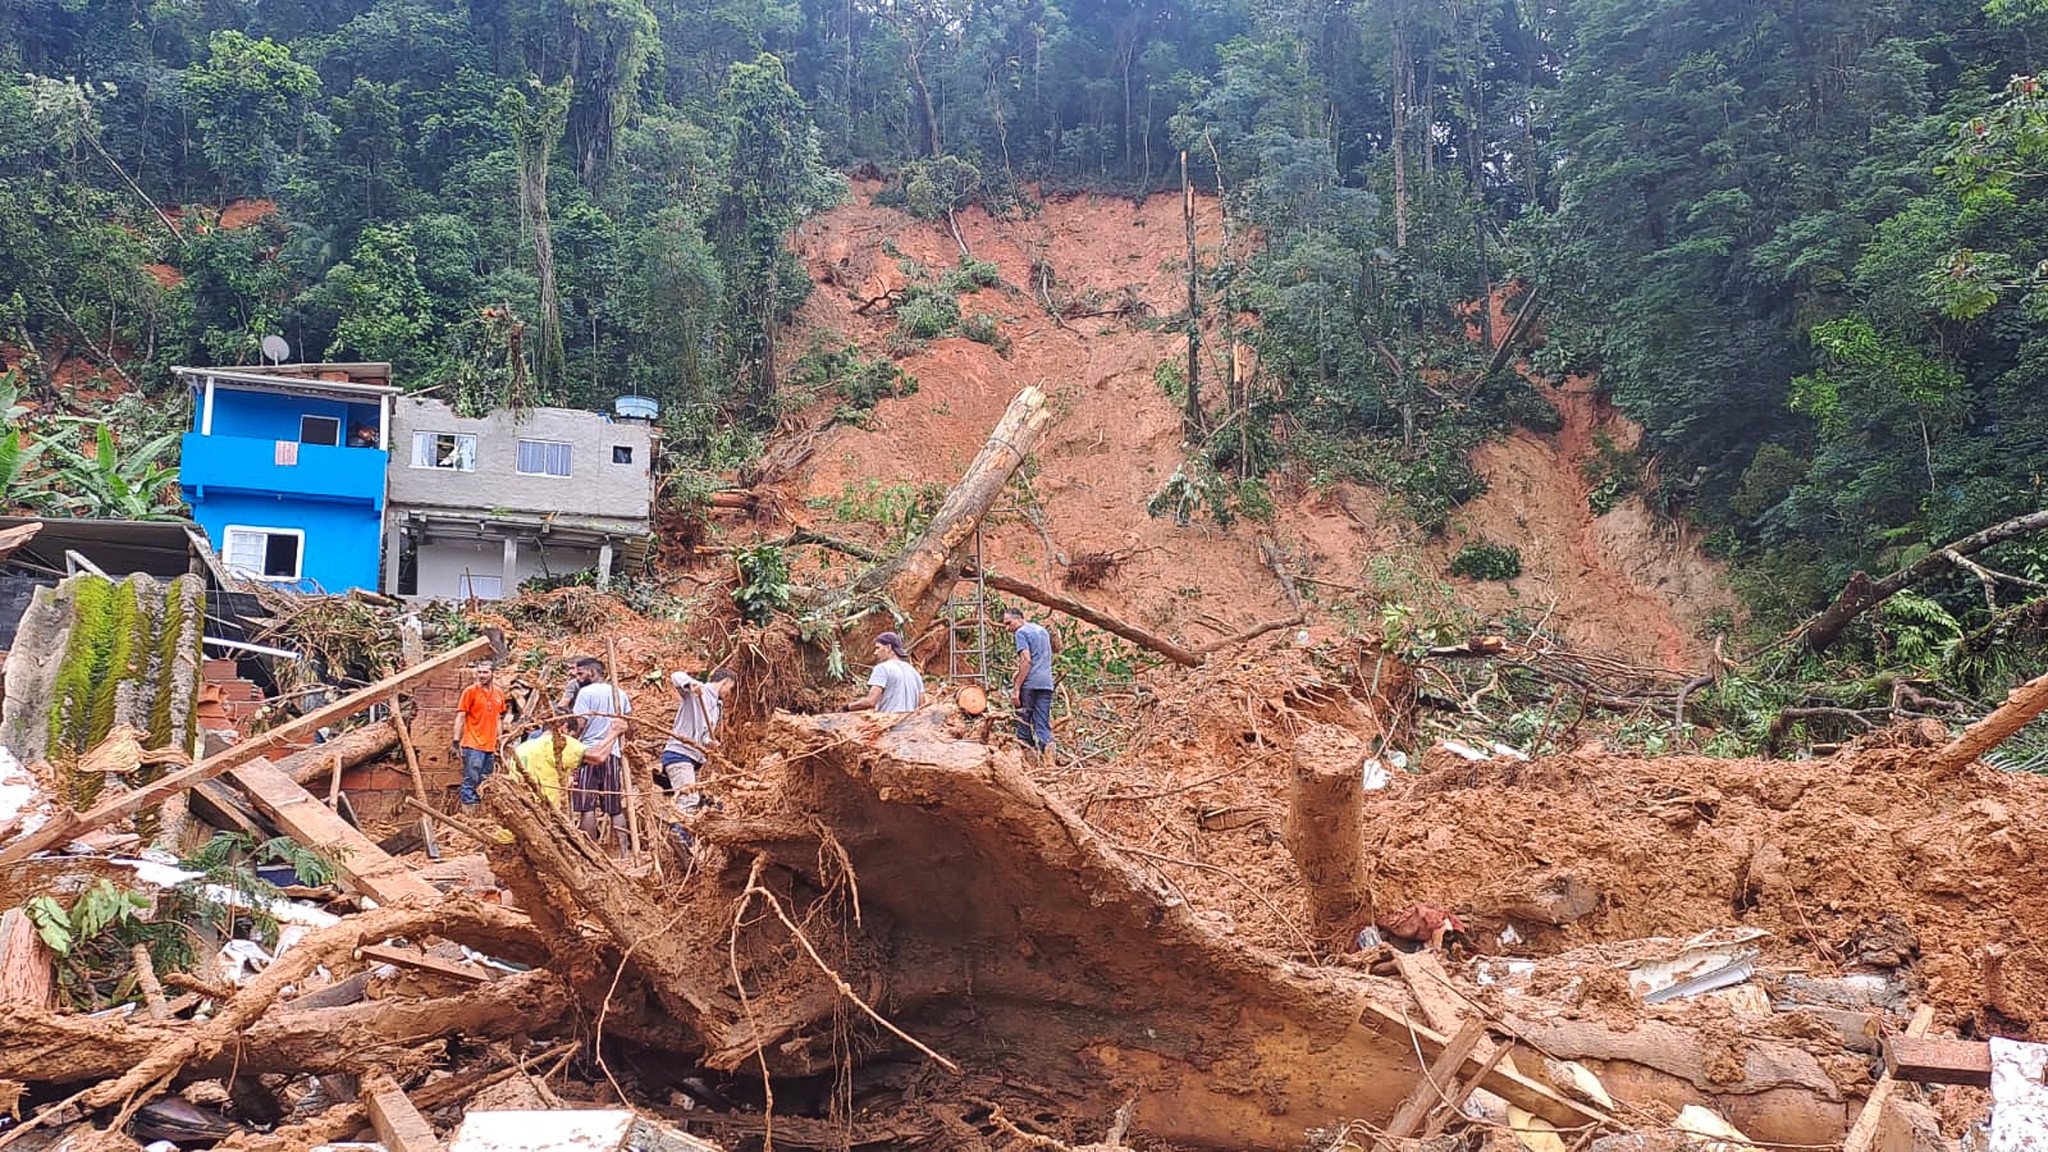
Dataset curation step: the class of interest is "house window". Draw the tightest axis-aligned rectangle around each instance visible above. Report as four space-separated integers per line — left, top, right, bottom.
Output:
299 415 341 446
412 431 476 471
456 572 503 600
222 526 304 581
612 445 633 465
516 439 573 477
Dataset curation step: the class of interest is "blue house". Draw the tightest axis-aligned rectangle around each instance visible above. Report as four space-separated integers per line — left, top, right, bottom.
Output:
174 364 397 593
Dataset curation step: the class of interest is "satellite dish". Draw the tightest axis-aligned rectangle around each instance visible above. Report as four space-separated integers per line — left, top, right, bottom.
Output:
260 335 291 365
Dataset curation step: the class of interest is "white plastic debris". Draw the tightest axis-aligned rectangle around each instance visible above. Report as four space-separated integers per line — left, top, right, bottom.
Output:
1499 923 1524 947
1989 1037 2048 1152
0 745 50 835
1441 740 1490 762
449 1109 721 1152
218 938 275 984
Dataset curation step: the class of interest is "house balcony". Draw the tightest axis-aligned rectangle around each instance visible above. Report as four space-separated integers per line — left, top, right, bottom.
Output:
179 433 388 508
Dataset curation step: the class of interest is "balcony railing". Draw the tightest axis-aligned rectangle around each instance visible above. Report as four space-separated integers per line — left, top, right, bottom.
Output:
179 433 387 506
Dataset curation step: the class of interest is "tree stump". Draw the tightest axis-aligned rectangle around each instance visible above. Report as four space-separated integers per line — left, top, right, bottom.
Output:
1285 724 1369 943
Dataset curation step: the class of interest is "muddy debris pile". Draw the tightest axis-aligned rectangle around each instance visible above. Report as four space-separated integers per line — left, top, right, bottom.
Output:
4 384 2048 1151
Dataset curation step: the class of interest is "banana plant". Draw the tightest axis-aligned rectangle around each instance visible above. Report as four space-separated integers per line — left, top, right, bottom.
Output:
41 420 184 519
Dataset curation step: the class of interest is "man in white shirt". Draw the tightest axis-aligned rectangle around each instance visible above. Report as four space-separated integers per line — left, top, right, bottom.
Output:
559 656 632 842
662 667 734 812
843 631 924 713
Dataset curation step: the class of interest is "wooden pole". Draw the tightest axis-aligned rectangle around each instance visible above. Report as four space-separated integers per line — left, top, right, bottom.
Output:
389 695 439 860
0 637 494 865
606 638 643 863
1182 150 1204 440
1844 1005 1935 1152
325 748 344 811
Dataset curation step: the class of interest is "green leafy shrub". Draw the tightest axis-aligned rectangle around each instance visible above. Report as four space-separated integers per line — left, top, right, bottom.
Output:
895 285 960 341
733 542 793 625
790 344 919 420
959 311 1008 352
940 257 1002 294
1581 433 1642 516
1448 541 1523 581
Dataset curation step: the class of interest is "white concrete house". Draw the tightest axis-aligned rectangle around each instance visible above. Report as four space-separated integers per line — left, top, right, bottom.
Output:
383 398 656 600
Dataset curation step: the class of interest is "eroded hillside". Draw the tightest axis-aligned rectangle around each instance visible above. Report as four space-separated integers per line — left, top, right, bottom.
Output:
785 185 1731 671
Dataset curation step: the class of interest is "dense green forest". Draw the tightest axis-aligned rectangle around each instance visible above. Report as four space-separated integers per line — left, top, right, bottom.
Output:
2 0 2046 660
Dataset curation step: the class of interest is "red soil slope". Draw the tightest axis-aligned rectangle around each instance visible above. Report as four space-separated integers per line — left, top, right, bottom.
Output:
785 185 1726 670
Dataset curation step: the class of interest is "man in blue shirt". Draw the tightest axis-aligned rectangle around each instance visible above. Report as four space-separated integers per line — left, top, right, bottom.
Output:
1002 607 1058 760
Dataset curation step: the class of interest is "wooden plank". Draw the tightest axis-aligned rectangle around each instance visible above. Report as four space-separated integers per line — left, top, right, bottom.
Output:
1422 1041 1517 1140
1885 1033 1992 1087
0 637 491 864
362 1071 446 1152
358 943 490 986
226 758 441 906
1358 1000 1609 1131
1846 1005 1936 1152
1385 1019 1488 1139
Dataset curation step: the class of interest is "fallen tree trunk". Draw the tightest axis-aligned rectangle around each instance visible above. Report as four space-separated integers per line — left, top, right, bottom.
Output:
1798 510 2048 653
965 566 1203 667
1930 666 2048 773
75 897 540 1116
280 720 400 788
850 386 1054 641
0 969 568 1086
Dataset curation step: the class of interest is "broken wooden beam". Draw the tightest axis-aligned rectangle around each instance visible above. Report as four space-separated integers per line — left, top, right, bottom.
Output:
1384 1019 1489 1139
226 757 442 906
1844 1005 1936 1152
363 1070 447 1152
1884 1032 1991 1087
358 942 491 986
1 636 492 864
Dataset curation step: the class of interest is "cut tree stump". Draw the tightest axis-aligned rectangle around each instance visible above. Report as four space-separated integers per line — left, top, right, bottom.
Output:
1284 724 1369 941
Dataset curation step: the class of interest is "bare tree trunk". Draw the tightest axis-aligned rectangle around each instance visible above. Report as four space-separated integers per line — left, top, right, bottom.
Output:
1797 510 2048 653
852 386 1056 637
1391 16 1411 251
1183 152 1205 439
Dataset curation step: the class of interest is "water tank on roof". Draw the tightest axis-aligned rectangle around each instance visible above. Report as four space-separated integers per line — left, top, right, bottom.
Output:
614 395 660 422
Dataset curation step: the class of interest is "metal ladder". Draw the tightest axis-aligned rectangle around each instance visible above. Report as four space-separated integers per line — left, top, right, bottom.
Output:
943 524 991 684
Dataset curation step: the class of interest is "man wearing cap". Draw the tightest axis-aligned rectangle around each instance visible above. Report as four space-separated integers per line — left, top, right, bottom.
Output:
843 632 924 713
451 660 511 809
662 666 736 810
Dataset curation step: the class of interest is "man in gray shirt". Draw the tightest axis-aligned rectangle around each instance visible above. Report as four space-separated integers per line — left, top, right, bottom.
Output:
1003 607 1058 759
843 631 924 713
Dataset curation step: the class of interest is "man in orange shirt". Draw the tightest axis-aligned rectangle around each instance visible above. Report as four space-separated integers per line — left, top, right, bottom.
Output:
451 661 511 808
